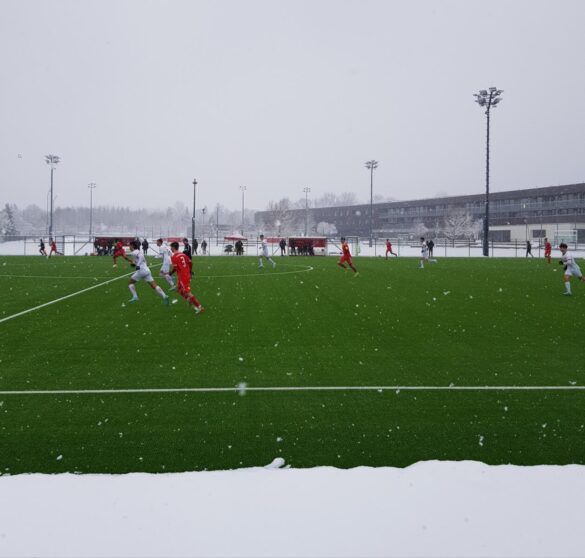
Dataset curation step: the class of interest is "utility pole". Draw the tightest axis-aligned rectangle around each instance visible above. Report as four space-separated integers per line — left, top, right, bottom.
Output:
88 182 96 239
192 178 197 248
45 154 61 238
240 185 247 235
303 187 311 236
365 160 379 248
474 87 504 257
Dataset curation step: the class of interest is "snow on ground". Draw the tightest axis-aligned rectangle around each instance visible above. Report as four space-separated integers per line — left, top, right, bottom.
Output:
1 461 584 557
1 237 584 258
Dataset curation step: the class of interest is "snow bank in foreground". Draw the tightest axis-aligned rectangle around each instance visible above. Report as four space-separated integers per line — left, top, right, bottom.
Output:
1 461 584 557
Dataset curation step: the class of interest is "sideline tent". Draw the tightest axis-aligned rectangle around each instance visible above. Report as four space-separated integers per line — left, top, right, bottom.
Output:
223 234 247 255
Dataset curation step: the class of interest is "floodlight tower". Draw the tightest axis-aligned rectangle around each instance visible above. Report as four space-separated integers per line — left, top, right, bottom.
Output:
474 87 503 257
192 178 198 247
365 160 379 247
303 187 311 236
88 182 96 239
45 154 61 238
240 185 247 235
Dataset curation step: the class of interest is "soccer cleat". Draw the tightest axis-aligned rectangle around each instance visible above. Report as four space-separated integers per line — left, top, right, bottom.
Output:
163 297 170 306
169 285 177 291
194 305 205 314
563 292 572 296
272 262 276 268
129 297 139 303
353 271 359 277
113 264 117 268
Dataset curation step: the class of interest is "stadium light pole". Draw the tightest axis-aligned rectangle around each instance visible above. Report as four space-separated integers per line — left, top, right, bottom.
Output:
365 160 379 248
303 187 311 236
88 182 96 240
45 154 61 238
474 87 503 257
240 185 247 235
192 178 197 247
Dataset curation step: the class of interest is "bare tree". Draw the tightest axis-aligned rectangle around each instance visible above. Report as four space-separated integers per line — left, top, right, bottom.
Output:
316 221 337 236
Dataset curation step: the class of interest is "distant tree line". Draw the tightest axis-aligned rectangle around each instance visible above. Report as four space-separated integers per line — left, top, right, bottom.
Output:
0 202 257 238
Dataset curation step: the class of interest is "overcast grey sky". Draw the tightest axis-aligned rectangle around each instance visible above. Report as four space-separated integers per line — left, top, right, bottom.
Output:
1 0 584 212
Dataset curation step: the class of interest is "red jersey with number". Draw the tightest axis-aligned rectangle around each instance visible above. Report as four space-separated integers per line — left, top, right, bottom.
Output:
544 241 552 254
171 252 191 281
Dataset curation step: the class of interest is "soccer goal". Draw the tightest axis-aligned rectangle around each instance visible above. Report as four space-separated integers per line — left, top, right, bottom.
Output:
554 230 577 247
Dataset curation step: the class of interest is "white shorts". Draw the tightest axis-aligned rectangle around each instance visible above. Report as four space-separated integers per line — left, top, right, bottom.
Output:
160 262 171 274
565 264 582 278
261 250 269 258
131 267 154 283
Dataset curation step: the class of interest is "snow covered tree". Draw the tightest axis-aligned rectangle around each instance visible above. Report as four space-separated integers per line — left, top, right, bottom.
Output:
316 221 337 236
0 204 18 236
443 210 474 244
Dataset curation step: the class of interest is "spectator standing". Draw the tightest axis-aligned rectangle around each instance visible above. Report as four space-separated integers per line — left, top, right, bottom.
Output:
427 239 435 258
182 238 192 259
193 239 199 255
142 238 149 255
279 238 287 256
526 240 534 258
201 239 207 255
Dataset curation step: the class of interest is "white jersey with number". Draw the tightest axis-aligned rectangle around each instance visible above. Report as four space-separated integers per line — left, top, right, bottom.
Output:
130 249 153 282
261 238 269 257
157 244 172 272
561 251 583 277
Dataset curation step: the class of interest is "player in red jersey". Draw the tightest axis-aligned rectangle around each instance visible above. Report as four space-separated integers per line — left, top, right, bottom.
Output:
48 237 62 257
337 237 358 275
112 239 132 267
170 242 204 313
385 239 397 259
544 237 552 264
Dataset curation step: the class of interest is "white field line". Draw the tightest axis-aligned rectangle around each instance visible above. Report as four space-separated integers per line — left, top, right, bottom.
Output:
0 385 583 396
0 270 138 324
0 264 314 324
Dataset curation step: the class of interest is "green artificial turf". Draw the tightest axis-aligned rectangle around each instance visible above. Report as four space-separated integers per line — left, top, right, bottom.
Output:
0 254 584 474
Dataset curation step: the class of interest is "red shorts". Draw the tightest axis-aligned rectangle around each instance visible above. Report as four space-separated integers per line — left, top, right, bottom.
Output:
114 249 125 257
177 276 191 295
338 255 352 265
544 250 551 257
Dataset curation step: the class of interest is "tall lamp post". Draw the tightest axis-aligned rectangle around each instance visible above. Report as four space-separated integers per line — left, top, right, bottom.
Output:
88 182 96 240
474 87 503 257
365 160 379 247
303 187 311 236
45 154 61 238
192 178 197 247
240 185 247 235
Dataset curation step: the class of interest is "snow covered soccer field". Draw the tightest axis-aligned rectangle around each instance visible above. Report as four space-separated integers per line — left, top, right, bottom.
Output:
1 253 584 474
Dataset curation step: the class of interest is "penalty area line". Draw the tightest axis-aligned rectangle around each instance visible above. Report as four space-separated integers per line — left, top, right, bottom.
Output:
0 385 584 396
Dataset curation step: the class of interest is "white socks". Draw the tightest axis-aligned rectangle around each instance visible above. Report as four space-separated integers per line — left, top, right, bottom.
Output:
163 274 175 287
128 284 137 298
155 285 167 299
565 281 572 294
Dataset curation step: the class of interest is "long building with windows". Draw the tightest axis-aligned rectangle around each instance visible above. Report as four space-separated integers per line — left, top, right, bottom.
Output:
255 183 585 243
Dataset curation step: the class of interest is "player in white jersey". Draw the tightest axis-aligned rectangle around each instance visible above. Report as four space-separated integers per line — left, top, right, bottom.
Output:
127 240 169 304
155 238 176 289
559 243 585 296
258 234 276 269
419 237 437 268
